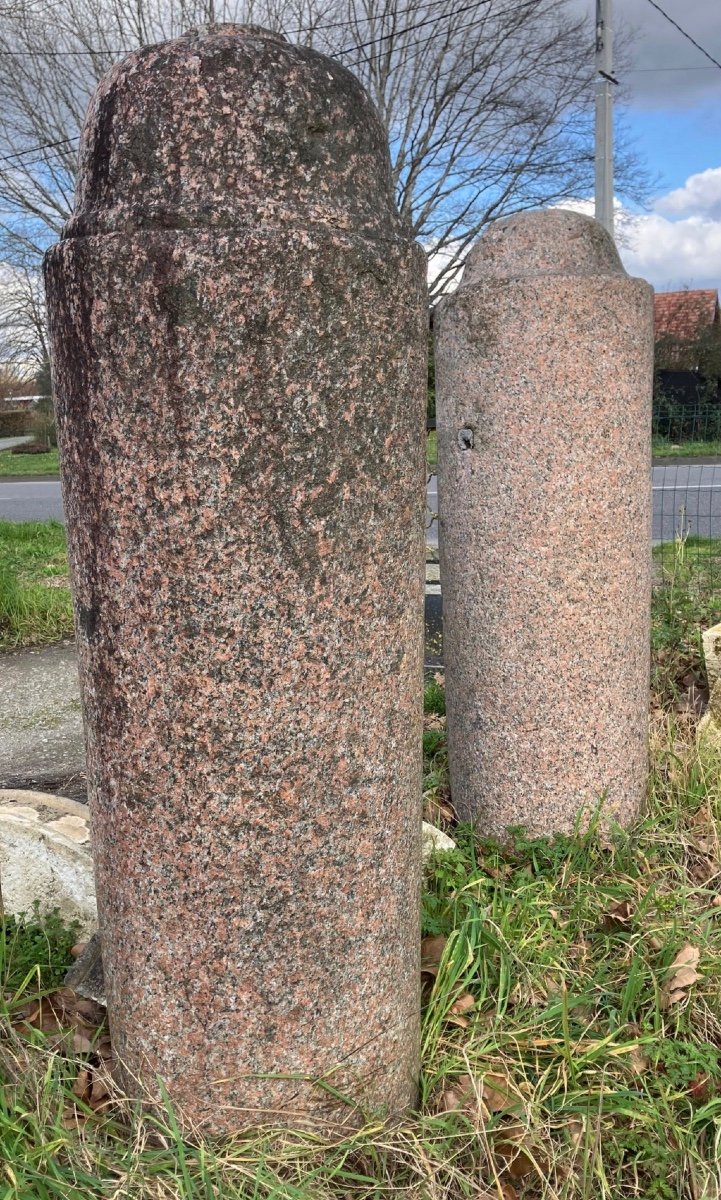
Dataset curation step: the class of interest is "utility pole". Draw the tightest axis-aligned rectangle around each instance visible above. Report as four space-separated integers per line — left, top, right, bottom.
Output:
594 0 615 239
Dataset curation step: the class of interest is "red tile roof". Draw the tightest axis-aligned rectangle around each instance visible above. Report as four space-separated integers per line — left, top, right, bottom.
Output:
654 289 719 342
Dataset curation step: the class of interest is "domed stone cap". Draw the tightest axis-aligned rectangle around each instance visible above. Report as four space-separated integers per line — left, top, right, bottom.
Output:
64 24 403 239
462 209 625 284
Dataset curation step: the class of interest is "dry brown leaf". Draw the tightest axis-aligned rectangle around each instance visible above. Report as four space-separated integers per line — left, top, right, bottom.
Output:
90 1075 112 1109
72 997 105 1025
662 944 701 1008
61 1107 84 1129
72 1068 91 1101
70 942 87 959
690 804 713 830
601 899 633 931
96 1034 113 1062
441 1073 517 1118
72 1030 95 1054
629 1046 648 1075
421 935 447 977
567 1118 585 1147
439 1073 475 1112
450 992 475 1016
481 1073 515 1113
498 1185 519 1200
433 671 445 686
493 1121 539 1181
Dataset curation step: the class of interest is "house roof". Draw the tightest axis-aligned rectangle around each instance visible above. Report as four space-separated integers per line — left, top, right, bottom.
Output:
654 289 719 342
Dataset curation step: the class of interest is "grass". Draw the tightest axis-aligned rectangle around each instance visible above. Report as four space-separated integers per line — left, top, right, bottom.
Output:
653 439 721 459
0 448 60 477
3 542 721 1198
427 429 437 470
0 519 73 649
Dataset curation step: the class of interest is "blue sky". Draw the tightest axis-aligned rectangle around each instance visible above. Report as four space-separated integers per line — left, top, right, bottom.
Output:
601 0 721 290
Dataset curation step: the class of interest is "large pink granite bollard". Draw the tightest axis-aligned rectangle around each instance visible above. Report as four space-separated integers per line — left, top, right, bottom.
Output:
44 25 427 1132
435 210 653 837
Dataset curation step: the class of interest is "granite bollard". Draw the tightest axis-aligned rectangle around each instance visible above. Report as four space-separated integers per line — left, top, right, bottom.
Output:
44 24 427 1131
435 210 653 836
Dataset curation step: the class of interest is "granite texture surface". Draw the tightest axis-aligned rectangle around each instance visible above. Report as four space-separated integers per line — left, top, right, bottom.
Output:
435 209 653 837
45 24 427 1133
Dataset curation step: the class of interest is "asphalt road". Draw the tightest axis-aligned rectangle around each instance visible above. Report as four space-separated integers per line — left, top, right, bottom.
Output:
3 466 721 544
0 479 64 522
652 462 721 542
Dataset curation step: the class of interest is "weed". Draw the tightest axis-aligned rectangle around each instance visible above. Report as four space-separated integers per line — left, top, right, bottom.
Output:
652 531 721 707
1 905 80 996
424 677 446 716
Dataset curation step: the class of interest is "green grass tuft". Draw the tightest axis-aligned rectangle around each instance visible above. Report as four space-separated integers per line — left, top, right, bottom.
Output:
426 429 437 469
424 677 446 716
652 438 721 459
1 906 80 997
0 519 73 649
0 449 60 477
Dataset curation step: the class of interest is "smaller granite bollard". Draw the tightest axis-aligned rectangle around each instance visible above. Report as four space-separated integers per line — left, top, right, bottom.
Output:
435 210 653 836
44 25 427 1132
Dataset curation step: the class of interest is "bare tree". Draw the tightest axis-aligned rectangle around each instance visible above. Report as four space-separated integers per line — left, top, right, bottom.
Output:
0 255 48 372
0 0 644 361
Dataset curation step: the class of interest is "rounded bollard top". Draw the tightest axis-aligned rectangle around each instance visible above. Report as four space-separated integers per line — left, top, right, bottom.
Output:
64 24 404 240
462 209 626 285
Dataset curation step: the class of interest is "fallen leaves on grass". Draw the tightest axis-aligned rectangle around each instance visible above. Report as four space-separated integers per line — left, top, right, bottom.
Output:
661 944 701 1008
420 935 447 979
11 985 114 1124
440 1071 520 1118
601 899 633 932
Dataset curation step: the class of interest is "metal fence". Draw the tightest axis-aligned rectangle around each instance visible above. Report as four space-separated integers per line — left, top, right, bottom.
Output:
653 399 721 445
653 461 721 595
652 400 721 594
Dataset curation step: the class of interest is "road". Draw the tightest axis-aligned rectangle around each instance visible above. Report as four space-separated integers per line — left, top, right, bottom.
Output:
652 462 721 542
3 466 721 544
0 479 64 522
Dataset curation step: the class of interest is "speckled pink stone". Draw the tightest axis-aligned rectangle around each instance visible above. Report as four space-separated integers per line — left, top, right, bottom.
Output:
44 24 427 1132
435 210 653 837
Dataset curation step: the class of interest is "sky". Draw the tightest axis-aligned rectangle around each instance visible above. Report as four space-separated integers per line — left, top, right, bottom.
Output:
595 0 721 291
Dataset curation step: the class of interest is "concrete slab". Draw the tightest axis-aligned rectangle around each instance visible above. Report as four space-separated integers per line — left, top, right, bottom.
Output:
0 641 86 801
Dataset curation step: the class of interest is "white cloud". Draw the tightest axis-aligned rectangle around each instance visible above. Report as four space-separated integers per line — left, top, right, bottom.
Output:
655 168 721 219
621 211 721 289
559 171 721 292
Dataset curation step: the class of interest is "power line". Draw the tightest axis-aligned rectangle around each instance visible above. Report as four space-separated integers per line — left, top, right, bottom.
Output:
643 0 721 73
0 0 497 167
285 0 448 38
0 0 462 59
1 134 79 166
629 65 716 72
335 0 489 56
0 47 128 56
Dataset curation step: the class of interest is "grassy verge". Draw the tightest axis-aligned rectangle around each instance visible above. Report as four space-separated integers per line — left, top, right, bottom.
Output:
653 438 721 459
0 448 60 476
3 544 721 1198
0 519 73 649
